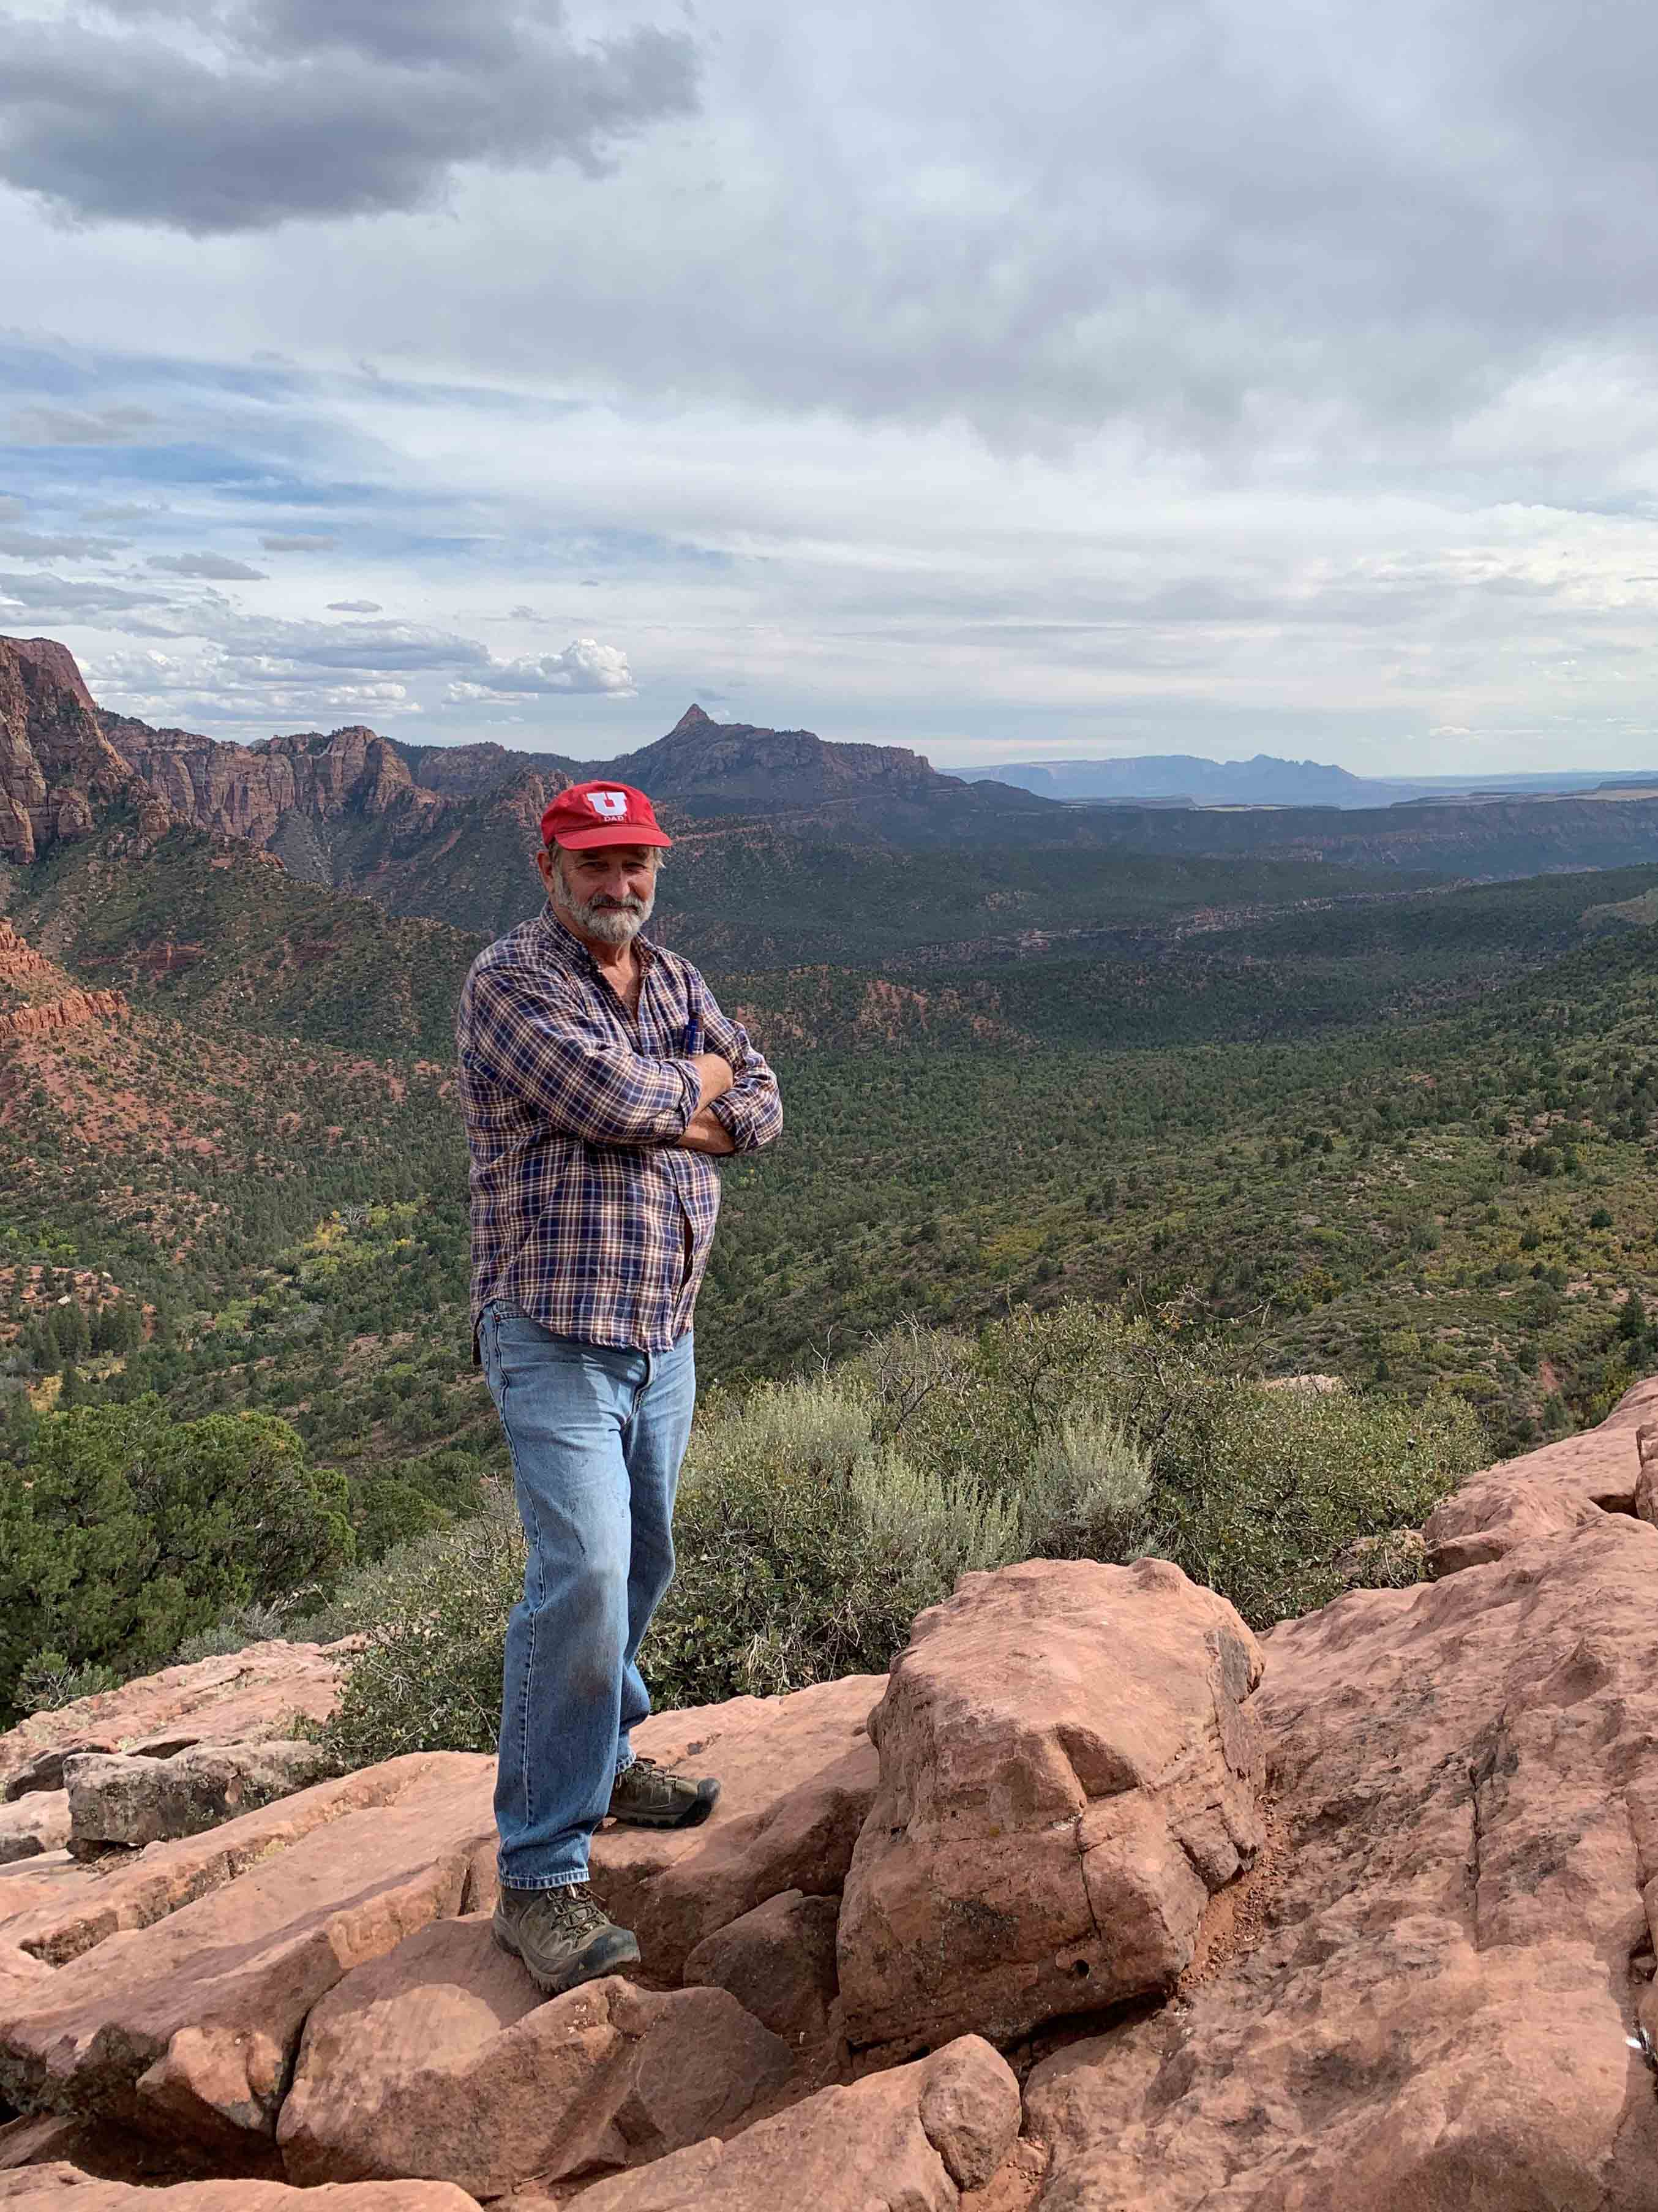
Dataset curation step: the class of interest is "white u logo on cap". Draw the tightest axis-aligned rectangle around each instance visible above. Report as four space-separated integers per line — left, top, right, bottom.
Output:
587 789 629 819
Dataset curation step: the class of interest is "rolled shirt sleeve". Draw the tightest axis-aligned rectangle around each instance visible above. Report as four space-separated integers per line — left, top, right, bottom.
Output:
464 969 700 1147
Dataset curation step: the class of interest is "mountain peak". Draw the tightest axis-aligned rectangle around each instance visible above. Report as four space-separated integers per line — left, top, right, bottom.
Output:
670 704 716 735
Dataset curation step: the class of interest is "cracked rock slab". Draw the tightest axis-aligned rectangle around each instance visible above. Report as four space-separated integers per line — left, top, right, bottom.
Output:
0 2164 477 2209
569 2034 1019 2212
0 1753 493 2153
1027 1470 1658 2206
587 1674 882 1982
836 1557 1265 2053
0 1797 69 1868
0 1643 348 1800
277 1917 791 2196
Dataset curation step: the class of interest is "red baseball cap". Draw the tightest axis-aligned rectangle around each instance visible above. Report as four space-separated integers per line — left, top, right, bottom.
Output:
541 779 672 852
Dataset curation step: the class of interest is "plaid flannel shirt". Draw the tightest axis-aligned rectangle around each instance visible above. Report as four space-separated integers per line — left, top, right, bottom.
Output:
456 904 782 1356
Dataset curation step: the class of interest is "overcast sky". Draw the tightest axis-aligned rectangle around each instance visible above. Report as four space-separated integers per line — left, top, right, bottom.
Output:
4 0 1658 772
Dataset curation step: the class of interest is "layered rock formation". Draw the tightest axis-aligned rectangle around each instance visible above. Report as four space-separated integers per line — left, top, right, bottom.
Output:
6 1384 1658 2207
0 993 129 1044
0 639 156 866
100 720 443 856
0 1642 348 1800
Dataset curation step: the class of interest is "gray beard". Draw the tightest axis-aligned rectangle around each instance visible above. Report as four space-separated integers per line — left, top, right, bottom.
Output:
552 879 655 946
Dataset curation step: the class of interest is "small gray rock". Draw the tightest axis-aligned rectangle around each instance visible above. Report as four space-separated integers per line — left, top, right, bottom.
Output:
65 1739 332 1853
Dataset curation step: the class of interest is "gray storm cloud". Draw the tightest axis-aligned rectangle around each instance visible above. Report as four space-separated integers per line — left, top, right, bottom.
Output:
0 0 698 232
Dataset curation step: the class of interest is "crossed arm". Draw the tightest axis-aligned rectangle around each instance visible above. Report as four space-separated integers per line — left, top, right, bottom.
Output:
461 965 781 1156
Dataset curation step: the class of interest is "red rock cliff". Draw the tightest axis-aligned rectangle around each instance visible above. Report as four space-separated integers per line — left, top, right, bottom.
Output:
0 636 154 864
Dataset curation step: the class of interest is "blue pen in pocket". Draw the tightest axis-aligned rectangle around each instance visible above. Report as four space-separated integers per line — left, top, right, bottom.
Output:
683 1011 703 1059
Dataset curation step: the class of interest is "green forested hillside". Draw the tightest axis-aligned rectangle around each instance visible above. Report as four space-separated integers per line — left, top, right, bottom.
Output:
4 822 1657 1663
9 827 483 1059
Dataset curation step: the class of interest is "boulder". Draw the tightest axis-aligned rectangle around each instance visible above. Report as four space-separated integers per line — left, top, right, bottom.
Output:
837 1557 1265 2053
682 1889 841 2049
1424 1372 1658 1575
1024 1488 1658 2205
570 2034 1020 2212
0 2164 476 2210
0 1644 347 1799
64 1744 331 1854
588 1675 882 1981
0 1753 493 2153
0 1799 68 1869
278 1917 790 2195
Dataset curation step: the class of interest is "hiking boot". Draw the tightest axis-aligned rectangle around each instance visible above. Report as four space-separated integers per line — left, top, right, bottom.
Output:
492 1881 640 1995
607 1755 721 1830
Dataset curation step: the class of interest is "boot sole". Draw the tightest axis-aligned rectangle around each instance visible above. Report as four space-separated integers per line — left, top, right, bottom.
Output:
608 1780 721 1830
492 1911 641 1995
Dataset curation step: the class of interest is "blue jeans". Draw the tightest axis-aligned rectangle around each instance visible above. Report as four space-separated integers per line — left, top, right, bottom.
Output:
479 1306 696 1891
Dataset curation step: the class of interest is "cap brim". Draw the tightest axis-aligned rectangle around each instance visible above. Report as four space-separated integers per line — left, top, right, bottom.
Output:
550 824 673 850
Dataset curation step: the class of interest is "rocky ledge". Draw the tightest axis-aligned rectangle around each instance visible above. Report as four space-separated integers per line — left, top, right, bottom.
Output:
1 1379 1656 2208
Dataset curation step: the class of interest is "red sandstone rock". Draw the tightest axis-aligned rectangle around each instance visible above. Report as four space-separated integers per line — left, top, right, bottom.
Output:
836 1557 1265 2055
0 639 142 865
0 1642 347 1799
0 2164 475 2209
571 2036 1018 2212
1424 1372 1658 1573
681 1888 840 2048
278 1919 790 2195
587 1675 882 1980
1024 1462 1658 2205
0 993 129 1043
0 1754 493 2150
1634 1421 1658 1526
0 1796 68 1867
102 720 441 853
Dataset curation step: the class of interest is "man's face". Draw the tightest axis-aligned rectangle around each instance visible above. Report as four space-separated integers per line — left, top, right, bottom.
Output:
540 843 659 946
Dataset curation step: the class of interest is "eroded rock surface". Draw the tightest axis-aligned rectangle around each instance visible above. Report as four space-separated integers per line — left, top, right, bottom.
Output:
0 1754 494 2150
0 2166 476 2209
1026 1375 1658 2210
571 2035 1021 2212
279 1919 790 2195
0 1643 347 1799
64 1742 331 1854
838 1557 1265 2053
0 1799 68 1869
1424 1370 1658 1573
682 1888 841 2048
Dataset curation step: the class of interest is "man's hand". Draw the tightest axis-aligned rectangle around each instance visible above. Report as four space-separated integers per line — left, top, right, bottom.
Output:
690 1053 734 1110
678 1105 736 1154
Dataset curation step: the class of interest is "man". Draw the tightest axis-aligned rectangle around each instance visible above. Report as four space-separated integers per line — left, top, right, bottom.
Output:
456 778 782 1995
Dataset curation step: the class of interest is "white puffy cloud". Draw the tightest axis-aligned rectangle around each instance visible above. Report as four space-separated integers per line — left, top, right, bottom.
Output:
327 598 383 613
260 533 337 551
445 638 635 699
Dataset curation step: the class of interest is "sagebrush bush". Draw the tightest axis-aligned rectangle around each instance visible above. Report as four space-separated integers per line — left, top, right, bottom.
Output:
318 1487 524 1765
315 1303 1488 1767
